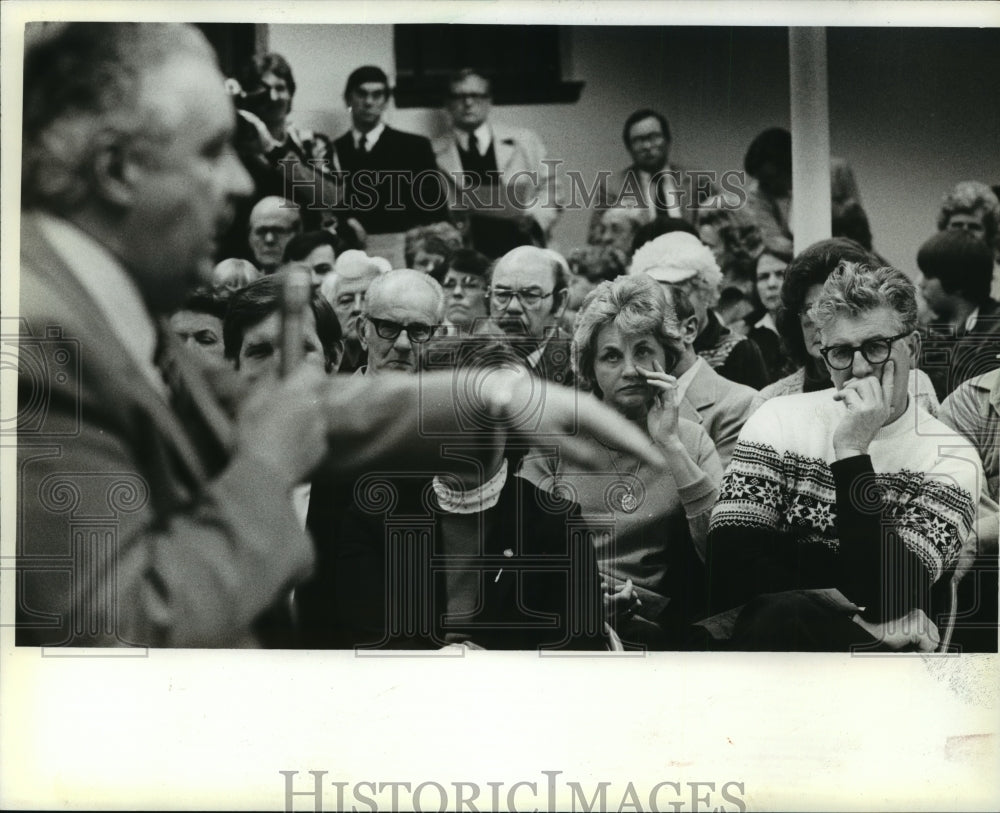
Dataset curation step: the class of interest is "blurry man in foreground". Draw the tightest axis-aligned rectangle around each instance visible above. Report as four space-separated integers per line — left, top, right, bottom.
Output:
16 23 665 649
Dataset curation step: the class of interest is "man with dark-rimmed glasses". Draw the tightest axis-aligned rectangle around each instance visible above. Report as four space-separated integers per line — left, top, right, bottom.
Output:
357 268 444 375
487 245 574 386
707 261 983 652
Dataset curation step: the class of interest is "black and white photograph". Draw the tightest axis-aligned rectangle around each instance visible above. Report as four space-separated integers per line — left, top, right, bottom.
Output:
1 1 998 810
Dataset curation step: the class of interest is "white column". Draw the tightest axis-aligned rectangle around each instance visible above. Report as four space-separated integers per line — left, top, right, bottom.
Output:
789 27 831 252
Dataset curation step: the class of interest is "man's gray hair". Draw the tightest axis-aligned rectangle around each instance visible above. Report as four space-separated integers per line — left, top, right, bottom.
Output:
22 22 214 214
813 260 919 333
364 268 446 323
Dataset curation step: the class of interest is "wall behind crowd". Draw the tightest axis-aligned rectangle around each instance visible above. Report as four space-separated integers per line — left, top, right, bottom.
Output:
270 24 1000 277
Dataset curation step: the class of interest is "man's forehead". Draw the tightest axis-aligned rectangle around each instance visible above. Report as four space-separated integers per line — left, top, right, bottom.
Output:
336 272 379 295
251 205 299 226
493 256 555 288
629 116 664 137
355 81 387 95
367 283 440 322
822 307 905 342
452 74 489 92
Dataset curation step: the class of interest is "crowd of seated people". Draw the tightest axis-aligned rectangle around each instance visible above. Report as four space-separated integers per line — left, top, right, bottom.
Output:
159 50 1000 654
18 23 997 654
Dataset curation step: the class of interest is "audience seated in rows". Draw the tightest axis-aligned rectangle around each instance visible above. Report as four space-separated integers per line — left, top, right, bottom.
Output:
283 229 339 286
486 246 575 386
759 237 939 416
520 274 722 649
708 261 982 651
631 232 770 390
744 250 794 384
440 248 492 334
563 244 628 333
321 250 388 373
662 284 763 470
917 228 1000 400
248 196 302 274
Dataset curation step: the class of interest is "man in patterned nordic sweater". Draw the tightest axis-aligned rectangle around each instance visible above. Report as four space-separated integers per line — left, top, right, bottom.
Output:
708 261 983 651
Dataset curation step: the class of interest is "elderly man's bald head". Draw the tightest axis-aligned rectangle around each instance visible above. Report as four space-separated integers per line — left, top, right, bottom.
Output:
248 196 301 273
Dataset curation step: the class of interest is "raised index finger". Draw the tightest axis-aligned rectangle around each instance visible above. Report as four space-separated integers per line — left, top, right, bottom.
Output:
880 359 896 409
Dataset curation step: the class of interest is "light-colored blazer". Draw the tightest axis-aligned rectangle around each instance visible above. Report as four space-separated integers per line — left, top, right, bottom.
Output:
16 213 315 648
433 122 564 238
678 359 764 472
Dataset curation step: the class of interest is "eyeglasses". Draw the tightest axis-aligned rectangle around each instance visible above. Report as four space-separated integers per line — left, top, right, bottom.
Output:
629 132 666 148
366 315 436 344
449 92 490 102
819 330 911 370
442 275 486 292
488 288 553 308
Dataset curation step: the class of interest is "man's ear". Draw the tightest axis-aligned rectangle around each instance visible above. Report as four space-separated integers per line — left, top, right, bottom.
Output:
326 339 345 374
680 314 699 344
551 288 569 318
357 315 369 351
905 330 921 364
92 136 139 207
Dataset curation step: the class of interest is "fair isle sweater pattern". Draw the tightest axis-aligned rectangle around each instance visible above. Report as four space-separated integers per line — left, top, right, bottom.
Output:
711 440 975 582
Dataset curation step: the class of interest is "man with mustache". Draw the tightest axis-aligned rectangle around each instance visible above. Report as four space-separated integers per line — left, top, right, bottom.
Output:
487 245 574 386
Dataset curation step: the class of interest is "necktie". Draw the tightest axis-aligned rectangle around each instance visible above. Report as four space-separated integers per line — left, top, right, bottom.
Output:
469 131 480 156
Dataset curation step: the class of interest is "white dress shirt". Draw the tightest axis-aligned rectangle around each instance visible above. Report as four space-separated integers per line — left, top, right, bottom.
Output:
352 121 386 152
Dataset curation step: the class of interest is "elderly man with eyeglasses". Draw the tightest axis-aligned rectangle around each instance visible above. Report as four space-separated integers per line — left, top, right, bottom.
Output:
486 245 575 386
706 261 983 652
358 268 444 375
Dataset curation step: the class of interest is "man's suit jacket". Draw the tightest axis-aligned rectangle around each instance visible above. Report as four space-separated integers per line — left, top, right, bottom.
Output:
334 125 449 234
678 361 764 471
588 163 717 242
433 123 564 239
16 214 314 648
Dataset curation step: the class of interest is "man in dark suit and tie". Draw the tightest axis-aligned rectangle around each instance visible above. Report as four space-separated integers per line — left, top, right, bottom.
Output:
333 65 449 267
433 68 564 256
